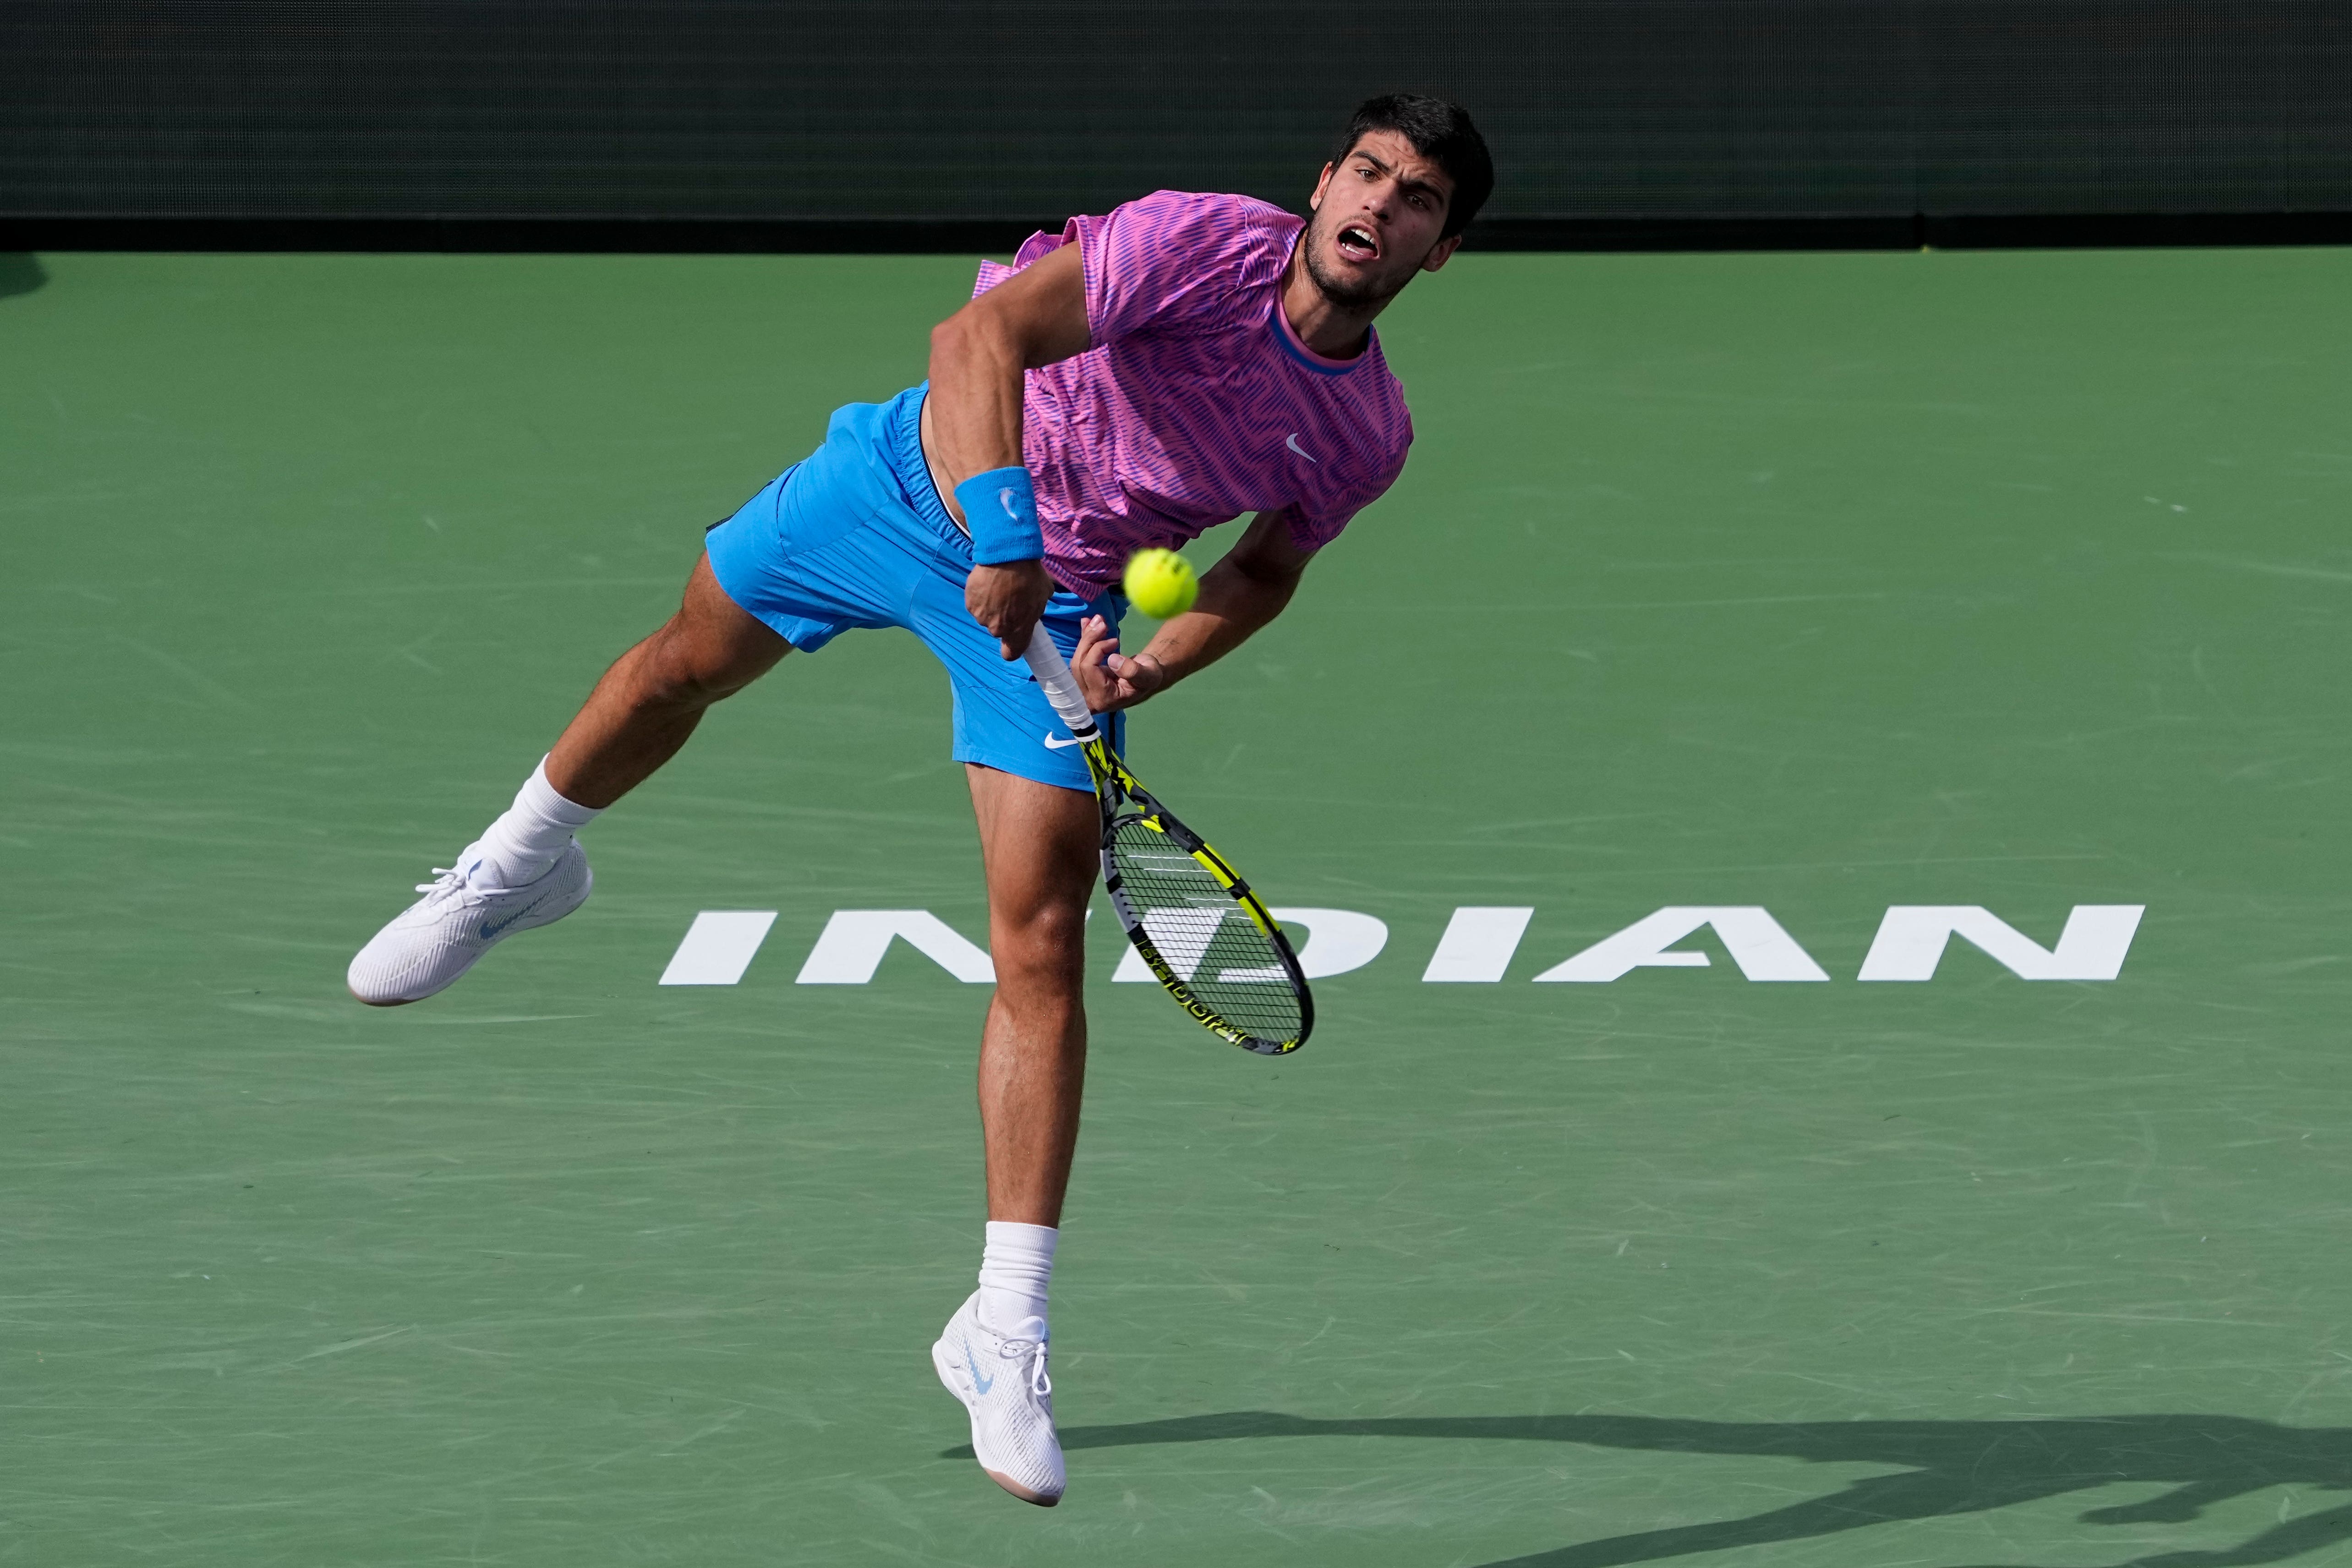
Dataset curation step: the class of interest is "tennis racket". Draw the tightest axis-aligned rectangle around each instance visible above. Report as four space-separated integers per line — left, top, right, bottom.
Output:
1023 623 1313 1055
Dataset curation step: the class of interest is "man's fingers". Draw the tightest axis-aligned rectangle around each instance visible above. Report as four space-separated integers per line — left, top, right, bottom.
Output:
966 561 1054 659
1006 606 1050 661
1070 614 1126 688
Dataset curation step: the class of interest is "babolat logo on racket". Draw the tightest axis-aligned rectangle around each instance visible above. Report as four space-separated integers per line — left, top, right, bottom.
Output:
1127 921 1301 1054
1136 938 1262 1050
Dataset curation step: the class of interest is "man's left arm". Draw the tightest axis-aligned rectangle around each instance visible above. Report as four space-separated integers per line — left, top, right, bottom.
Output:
1072 509 1314 711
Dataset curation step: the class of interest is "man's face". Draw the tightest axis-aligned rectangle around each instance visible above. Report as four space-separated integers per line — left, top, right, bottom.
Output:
1302 128 1460 310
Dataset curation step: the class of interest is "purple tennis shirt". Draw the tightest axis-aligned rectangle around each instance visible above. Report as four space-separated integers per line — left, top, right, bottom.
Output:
974 190 1415 597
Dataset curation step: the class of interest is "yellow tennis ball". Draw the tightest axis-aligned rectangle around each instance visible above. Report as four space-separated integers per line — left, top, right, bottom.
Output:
1122 547 1198 618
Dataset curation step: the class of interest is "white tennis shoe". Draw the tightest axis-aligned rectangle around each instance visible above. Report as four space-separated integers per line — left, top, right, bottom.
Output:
346 840 592 1005
931 1291 1065 1506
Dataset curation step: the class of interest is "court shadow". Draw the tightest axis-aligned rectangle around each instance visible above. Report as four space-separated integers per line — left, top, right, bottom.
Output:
0 253 48 298
1006 1410 2352 1566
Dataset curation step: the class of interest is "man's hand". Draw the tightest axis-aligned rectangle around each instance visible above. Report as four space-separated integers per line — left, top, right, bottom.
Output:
1072 615 1169 711
967 559 1057 659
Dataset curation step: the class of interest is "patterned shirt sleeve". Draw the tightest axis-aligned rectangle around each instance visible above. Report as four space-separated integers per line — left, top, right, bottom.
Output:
1069 191 1286 346
973 227 1069 298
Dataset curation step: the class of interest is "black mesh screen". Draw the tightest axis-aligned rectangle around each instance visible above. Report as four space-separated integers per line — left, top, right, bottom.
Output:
3 1 2346 226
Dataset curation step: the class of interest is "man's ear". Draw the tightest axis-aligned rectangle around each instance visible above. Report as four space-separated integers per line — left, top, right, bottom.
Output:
1421 234 1463 273
1308 162 1334 212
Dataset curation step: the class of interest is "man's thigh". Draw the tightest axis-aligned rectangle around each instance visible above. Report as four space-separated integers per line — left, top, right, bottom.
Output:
656 552 794 694
966 762 1099 963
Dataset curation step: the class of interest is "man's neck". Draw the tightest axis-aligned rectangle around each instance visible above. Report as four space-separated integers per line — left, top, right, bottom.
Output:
1280 238 1381 360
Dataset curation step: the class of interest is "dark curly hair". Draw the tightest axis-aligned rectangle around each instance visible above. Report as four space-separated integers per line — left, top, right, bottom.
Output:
1334 94 1494 240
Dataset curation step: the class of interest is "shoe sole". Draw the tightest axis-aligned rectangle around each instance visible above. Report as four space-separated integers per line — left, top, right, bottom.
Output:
931 1337 1061 1508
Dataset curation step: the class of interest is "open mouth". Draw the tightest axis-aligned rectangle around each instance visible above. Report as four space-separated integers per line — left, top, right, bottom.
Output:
1335 223 1380 263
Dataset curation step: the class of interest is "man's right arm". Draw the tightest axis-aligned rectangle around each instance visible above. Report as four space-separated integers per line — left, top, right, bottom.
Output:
925 243 1093 658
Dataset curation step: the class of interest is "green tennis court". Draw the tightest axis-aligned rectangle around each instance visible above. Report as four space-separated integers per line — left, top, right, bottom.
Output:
8 245 2352 1565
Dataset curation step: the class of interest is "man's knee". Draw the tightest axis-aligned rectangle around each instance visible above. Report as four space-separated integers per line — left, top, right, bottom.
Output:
633 556 790 709
991 896 1089 991
637 621 760 707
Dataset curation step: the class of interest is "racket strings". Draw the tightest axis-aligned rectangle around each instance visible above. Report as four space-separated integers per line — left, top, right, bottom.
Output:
1107 816 1304 1046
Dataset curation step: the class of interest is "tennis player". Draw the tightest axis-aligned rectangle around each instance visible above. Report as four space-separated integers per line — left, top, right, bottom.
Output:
348 93 1492 1504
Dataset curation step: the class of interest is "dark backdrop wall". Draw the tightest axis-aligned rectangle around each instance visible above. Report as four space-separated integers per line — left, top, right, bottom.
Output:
3 0 2348 245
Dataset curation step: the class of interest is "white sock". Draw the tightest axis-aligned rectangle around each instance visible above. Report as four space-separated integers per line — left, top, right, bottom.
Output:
977 1221 1058 1333
467 757 601 889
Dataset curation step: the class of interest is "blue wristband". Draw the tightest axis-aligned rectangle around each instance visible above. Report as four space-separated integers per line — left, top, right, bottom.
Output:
953 466 1044 565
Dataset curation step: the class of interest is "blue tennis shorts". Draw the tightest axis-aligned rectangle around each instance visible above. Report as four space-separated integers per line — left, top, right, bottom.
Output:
705 382 1125 793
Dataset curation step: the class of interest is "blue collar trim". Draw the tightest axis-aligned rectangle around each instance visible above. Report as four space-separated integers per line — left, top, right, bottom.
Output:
1267 296 1372 377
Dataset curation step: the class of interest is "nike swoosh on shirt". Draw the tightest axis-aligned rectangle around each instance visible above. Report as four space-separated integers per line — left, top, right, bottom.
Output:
1286 432 1318 463
1042 732 1086 750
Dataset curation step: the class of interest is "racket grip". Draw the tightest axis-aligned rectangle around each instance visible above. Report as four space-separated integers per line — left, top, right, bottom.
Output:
1023 622 1101 741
